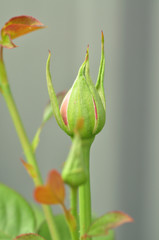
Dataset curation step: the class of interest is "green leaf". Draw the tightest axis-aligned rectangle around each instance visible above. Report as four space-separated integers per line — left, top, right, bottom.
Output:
42 103 53 124
38 215 71 240
92 230 115 240
30 205 45 232
0 184 36 240
32 91 66 152
83 211 133 238
14 233 46 240
0 231 12 240
32 127 42 152
42 91 66 125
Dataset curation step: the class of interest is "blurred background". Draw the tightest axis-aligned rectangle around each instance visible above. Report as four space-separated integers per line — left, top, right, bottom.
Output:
0 0 158 239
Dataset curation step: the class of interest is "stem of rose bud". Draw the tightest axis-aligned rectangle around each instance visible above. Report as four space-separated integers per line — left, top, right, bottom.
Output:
79 137 94 240
70 187 79 239
0 52 60 240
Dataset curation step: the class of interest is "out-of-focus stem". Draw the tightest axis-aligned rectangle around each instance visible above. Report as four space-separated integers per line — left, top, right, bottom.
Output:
70 187 79 240
71 187 78 224
0 49 60 240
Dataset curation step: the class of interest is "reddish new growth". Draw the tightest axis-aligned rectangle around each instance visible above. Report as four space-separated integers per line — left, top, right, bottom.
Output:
34 169 65 205
0 15 45 48
34 169 76 229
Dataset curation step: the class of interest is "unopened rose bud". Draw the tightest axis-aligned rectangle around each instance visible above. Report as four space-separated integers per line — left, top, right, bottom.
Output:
46 32 106 139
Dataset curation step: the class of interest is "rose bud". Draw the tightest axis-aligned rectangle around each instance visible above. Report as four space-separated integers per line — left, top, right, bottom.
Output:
46 31 106 139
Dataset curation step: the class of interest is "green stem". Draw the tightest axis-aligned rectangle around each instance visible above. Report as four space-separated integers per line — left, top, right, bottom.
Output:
79 137 94 240
71 187 78 224
69 223 78 240
0 51 60 240
70 187 79 240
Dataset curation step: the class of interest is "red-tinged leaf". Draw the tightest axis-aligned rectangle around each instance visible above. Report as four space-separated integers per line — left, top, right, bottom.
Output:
14 233 46 239
21 158 37 180
82 211 133 238
4 16 44 28
34 185 60 205
1 15 45 39
62 205 76 230
34 169 65 205
0 15 45 48
47 169 65 204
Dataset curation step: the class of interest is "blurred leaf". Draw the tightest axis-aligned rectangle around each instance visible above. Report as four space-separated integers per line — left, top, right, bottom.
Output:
0 15 45 48
83 211 133 238
47 169 65 203
34 169 65 205
42 91 66 124
92 230 115 240
0 231 12 240
30 205 45 232
34 170 76 231
0 34 16 48
21 158 37 180
31 91 66 152
0 184 36 240
14 233 46 240
34 185 58 205
32 127 42 153
38 215 71 240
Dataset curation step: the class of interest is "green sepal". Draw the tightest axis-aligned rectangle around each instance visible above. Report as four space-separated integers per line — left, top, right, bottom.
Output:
62 133 87 187
67 60 96 138
85 47 106 135
95 31 106 110
46 51 70 135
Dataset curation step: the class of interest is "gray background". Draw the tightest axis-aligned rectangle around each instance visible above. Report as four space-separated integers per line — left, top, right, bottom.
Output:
0 0 158 240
